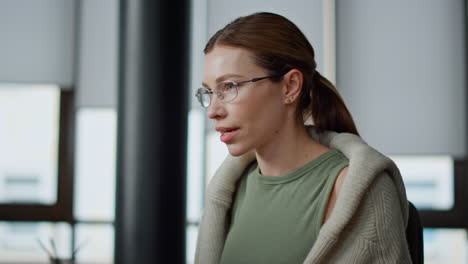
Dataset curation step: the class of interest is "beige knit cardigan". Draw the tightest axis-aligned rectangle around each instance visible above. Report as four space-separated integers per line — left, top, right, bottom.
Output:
195 126 412 263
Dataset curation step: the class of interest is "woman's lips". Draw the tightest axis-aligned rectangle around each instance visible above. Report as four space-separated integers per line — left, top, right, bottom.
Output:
220 128 240 143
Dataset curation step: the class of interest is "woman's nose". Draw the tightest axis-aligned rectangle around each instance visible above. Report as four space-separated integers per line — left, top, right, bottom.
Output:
207 95 226 120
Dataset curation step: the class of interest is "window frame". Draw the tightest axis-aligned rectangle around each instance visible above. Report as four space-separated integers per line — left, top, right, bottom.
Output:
0 89 75 222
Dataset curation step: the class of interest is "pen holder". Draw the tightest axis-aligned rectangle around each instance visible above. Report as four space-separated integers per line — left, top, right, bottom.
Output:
49 258 75 264
37 237 86 264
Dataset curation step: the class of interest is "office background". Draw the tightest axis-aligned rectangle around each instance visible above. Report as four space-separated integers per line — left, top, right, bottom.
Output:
0 0 466 263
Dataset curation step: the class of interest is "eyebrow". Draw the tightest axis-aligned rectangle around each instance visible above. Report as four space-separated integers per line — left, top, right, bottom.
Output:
202 73 245 88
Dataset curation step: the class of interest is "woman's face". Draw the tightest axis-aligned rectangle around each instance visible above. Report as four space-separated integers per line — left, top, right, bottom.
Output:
203 45 289 156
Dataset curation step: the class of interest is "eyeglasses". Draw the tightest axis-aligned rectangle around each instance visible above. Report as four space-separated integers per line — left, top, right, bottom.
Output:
195 72 286 108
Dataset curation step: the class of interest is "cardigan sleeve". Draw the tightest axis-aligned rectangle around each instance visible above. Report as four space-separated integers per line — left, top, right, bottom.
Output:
370 171 413 263
319 171 412 264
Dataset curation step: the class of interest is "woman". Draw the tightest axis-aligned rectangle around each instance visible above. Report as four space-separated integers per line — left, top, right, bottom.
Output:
194 12 411 264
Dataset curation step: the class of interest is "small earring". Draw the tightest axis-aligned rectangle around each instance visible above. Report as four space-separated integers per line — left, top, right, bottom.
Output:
285 97 292 103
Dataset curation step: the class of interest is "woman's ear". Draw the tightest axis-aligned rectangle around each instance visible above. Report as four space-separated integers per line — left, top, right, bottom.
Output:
282 69 303 104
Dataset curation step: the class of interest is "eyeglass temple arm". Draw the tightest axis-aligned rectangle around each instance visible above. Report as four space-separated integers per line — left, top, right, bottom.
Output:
249 72 287 83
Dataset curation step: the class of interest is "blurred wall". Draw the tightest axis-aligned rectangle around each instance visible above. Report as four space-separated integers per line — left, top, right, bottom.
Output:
0 0 75 87
337 0 466 156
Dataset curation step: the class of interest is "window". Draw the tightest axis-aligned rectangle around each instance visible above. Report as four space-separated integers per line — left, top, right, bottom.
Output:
73 108 116 263
0 84 60 205
392 155 468 262
0 84 74 223
391 155 454 210
0 221 72 262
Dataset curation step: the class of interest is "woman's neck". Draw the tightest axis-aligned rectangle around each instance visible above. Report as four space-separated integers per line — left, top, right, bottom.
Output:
254 124 330 177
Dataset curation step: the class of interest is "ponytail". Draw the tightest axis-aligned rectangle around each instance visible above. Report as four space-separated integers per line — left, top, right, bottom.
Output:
307 71 359 136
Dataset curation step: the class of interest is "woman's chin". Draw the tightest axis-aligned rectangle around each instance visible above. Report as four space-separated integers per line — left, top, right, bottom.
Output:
226 144 250 157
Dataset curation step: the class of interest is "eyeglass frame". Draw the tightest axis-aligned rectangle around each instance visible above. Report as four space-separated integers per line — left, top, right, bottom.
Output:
195 71 287 108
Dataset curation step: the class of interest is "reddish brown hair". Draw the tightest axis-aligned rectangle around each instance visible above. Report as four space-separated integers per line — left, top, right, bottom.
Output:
204 12 359 136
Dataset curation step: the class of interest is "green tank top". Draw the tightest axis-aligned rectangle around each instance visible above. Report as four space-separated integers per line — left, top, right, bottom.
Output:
219 148 349 264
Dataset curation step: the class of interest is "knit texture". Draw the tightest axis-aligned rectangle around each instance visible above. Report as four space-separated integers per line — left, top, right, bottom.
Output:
194 126 412 264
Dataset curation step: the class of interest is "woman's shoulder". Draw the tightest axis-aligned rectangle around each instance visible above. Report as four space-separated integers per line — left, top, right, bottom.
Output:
323 164 349 222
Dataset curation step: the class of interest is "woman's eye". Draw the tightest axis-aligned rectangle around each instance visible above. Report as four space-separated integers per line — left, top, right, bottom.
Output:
224 82 236 90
